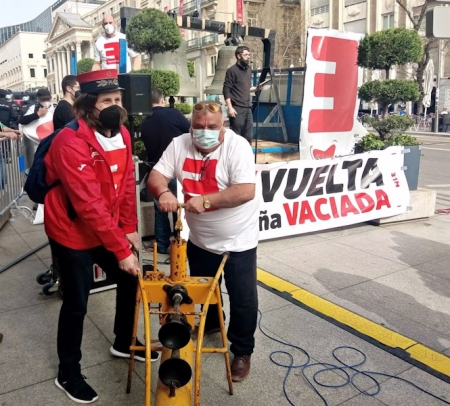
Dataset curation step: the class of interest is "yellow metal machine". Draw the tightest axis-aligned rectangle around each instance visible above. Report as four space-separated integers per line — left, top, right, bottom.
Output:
126 204 233 405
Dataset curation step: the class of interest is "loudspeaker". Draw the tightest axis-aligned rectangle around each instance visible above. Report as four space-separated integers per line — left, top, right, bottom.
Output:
118 73 152 116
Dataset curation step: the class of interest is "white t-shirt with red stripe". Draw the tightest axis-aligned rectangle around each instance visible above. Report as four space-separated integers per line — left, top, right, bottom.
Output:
94 32 138 72
94 131 127 195
154 129 259 254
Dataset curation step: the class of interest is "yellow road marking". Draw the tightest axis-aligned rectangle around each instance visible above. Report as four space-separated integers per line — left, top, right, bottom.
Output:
257 268 450 378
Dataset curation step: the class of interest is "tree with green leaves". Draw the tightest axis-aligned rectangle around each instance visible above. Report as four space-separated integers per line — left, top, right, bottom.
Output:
77 58 94 74
187 60 195 78
358 28 423 117
358 28 423 79
126 8 182 67
395 0 447 115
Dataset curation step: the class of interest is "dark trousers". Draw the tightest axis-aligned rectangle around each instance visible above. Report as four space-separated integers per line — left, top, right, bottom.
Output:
229 105 253 143
49 239 138 377
153 178 178 252
187 240 258 356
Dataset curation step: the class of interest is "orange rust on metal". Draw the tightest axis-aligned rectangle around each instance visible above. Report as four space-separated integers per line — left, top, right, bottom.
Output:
126 205 233 406
144 271 165 282
169 237 187 282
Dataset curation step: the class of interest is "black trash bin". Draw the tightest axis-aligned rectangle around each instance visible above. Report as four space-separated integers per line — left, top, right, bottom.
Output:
431 117 443 132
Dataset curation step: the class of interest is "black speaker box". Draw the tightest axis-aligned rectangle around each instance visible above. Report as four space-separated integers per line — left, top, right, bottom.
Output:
118 73 152 116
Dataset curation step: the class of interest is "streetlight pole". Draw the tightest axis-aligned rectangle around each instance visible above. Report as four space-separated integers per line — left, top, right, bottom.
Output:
435 39 442 133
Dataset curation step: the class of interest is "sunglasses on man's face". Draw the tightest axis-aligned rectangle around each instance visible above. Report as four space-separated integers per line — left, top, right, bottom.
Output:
193 103 221 113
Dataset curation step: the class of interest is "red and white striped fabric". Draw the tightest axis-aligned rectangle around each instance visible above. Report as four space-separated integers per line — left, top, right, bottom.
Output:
94 131 127 195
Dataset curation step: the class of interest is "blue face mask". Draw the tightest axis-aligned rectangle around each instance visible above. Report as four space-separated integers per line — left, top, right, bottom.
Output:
5 94 12 100
23 96 29 102
192 128 222 150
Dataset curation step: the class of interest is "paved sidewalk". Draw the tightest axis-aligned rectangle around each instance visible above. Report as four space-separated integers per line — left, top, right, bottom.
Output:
1 198 450 405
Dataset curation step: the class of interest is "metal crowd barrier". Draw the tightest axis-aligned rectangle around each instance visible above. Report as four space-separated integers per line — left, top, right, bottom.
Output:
0 136 33 220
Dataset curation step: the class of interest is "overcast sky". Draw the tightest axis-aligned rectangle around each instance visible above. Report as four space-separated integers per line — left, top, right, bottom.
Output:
0 0 57 27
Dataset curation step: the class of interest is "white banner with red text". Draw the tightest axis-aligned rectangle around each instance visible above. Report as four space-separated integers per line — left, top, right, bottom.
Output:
179 147 410 242
300 28 366 160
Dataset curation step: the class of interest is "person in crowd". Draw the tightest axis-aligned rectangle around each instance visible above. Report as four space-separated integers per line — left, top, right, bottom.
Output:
53 75 80 130
44 69 158 404
223 45 267 143
92 14 141 72
0 122 21 140
141 88 191 254
19 91 36 121
19 88 53 126
0 89 19 130
148 101 259 383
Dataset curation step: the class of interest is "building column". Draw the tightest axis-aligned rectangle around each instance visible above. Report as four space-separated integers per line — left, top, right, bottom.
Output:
75 41 82 70
66 45 72 76
53 52 61 98
57 50 64 96
89 40 95 59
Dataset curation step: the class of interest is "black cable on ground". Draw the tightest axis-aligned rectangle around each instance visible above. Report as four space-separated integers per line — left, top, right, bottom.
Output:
257 310 450 406
0 241 49 275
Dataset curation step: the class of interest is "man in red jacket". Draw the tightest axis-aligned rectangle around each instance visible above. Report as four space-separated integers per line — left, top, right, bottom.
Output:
44 69 158 404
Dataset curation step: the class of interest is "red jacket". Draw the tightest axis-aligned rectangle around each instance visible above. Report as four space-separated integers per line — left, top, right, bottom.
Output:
44 119 137 261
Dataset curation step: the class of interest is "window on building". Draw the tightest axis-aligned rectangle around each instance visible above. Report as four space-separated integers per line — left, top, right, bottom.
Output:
284 21 293 36
210 55 217 75
29 53 33 58
94 17 97 24
52 59 55 71
30 68 35 77
247 13 257 27
413 15 426 30
110 7 113 15
311 5 329 16
43 54 46 59
345 0 366 6
44 69 47 78
382 13 394 29
53 83 56 94
344 18 366 34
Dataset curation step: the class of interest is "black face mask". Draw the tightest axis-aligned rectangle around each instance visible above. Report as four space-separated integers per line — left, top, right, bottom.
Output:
98 104 123 130
74 90 81 98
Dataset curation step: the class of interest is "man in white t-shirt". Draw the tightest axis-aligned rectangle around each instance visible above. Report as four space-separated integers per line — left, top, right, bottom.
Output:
148 101 259 383
92 14 141 72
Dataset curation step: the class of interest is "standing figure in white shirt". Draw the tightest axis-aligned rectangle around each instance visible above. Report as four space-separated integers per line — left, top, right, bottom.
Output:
92 14 141 72
147 101 259 383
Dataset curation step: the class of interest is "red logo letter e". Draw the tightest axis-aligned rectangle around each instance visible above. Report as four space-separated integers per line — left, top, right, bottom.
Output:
104 42 120 65
308 37 359 133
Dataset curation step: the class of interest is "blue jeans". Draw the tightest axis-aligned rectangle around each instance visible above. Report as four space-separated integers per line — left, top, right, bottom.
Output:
187 240 258 356
153 178 178 253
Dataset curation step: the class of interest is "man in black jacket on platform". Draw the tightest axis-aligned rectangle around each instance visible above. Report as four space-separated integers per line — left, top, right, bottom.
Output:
141 88 191 254
223 45 267 144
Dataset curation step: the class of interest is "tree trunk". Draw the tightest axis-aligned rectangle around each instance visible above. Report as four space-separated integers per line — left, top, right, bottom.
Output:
385 67 390 80
382 103 389 118
415 41 431 116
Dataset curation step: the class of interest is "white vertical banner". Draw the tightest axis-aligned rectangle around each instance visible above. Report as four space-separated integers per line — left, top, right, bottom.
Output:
300 28 365 160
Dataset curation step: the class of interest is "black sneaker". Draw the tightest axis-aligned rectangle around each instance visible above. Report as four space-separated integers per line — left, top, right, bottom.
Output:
55 371 98 404
110 339 160 362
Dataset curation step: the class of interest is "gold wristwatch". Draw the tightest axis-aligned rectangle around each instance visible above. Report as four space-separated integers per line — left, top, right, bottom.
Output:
202 195 211 209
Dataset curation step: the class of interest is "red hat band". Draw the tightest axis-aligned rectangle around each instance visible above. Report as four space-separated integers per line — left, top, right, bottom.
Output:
77 69 123 94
